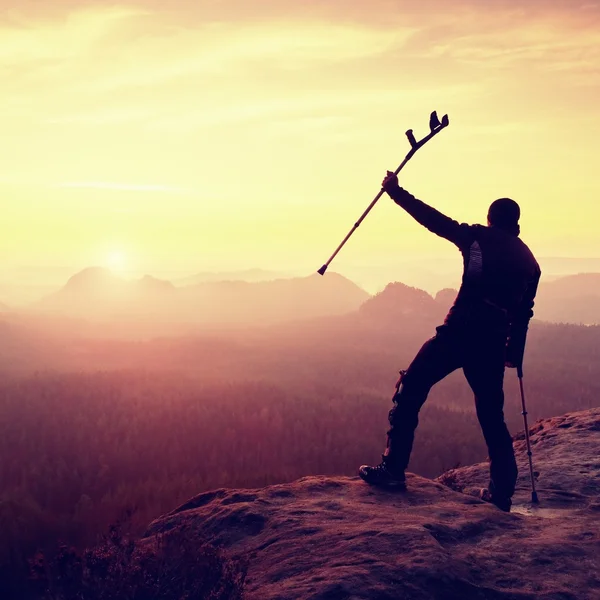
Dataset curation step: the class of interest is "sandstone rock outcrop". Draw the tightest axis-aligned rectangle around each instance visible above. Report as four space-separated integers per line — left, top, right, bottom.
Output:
145 408 600 599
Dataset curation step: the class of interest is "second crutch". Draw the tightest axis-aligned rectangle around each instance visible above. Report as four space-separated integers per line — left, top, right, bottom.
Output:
517 365 539 504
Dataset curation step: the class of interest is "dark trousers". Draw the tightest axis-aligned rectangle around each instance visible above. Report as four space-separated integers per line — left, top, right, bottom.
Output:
385 325 518 499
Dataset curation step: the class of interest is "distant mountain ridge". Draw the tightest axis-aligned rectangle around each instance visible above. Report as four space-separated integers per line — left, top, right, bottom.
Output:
538 272 600 297
535 273 600 324
175 268 294 286
359 282 441 319
24 268 600 333
61 267 176 293
33 267 370 327
358 273 600 326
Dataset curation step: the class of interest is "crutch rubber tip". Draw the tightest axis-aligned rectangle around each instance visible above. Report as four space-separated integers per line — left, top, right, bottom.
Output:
531 491 539 504
317 265 328 276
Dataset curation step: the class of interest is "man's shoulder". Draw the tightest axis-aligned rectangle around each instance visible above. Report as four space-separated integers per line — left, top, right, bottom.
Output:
457 222 482 236
467 223 496 240
514 237 541 275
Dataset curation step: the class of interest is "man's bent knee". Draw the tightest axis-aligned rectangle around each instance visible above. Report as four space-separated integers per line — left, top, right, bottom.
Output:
388 385 427 429
388 403 419 430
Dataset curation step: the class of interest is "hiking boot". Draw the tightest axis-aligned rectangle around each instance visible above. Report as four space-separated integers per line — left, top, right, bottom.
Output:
480 488 512 512
359 459 406 490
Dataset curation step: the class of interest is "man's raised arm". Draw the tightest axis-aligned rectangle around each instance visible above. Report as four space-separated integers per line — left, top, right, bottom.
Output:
382 171 471 249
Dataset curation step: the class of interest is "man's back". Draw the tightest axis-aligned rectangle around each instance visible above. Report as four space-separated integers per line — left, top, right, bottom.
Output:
445 223 541 331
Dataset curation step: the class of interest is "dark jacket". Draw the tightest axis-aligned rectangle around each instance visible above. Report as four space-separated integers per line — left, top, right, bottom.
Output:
387 186 541 364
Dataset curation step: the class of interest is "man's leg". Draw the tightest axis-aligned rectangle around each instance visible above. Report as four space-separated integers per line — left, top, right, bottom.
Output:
463 338 518 511
359 327 461 487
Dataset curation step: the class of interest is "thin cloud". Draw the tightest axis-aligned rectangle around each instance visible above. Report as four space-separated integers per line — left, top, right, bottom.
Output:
145 83 481 133
57 182 186 193
81 21 417 94
0 6 146 64
46 108 157 126
414 11 600 77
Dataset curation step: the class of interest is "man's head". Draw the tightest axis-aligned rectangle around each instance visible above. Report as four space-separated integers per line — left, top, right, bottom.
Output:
487 198 520 236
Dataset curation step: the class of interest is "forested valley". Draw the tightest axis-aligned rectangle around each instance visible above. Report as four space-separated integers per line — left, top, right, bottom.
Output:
2 312 599 596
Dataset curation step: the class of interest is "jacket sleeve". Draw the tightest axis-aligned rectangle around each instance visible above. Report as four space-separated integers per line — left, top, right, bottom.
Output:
506 266 542 368
387 186 472 249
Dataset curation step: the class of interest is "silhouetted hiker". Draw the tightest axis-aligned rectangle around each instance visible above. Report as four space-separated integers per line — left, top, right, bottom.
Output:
359 171 541 512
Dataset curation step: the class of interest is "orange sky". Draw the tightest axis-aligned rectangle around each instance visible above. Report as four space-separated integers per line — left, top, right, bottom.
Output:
1 0 600 282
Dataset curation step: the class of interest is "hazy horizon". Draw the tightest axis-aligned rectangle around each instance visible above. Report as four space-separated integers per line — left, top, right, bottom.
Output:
3 255 600 305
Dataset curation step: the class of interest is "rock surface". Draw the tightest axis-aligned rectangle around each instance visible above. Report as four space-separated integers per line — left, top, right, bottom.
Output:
145 408 600 600
438 408 600 513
